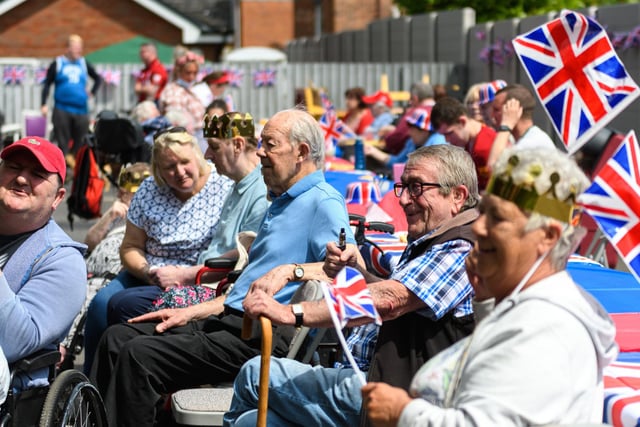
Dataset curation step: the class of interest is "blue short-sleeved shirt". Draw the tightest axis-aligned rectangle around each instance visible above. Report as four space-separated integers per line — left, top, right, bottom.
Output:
127 168 233 266
224 170 355 312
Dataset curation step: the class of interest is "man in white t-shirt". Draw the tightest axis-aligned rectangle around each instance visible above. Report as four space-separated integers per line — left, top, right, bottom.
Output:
488 84 557 166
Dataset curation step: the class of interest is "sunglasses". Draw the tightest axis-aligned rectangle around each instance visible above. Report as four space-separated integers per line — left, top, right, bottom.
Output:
153 126 188 141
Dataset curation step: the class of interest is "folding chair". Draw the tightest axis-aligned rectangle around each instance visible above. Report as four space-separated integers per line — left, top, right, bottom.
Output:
170 280 327 426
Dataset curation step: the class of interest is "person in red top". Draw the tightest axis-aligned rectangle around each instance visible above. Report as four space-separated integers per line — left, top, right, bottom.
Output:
342 87 374 136
135 42 168 103
431 96 497 190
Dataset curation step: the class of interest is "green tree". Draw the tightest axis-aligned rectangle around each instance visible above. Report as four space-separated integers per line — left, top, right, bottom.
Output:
393 0 632 22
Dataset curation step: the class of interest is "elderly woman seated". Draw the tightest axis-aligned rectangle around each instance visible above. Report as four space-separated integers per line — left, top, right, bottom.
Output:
363 147 617 426
82 127 232 375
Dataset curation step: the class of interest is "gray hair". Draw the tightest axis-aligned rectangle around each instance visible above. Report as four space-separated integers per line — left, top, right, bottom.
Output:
410 82 434 101
283 108 325 169
407 144 480 210
131 101 160 123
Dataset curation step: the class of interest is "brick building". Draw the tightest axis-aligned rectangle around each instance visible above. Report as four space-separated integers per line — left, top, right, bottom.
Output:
0 0 394 60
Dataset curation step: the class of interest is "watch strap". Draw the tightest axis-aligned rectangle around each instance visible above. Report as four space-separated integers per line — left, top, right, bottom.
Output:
291 304 304 327
498 125 512 132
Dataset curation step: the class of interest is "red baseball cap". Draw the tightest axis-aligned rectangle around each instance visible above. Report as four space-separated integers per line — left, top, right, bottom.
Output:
362 91 393 108
1 136 66 182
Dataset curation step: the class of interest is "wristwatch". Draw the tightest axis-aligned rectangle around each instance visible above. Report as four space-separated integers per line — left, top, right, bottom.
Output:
291 304 304 327
293 264 304 281
498 125 512 132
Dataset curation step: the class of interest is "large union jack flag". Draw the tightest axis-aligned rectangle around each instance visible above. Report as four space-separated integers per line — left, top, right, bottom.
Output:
578 130 640 283
512 10 640 154
3 66 26 85
322 267 382 328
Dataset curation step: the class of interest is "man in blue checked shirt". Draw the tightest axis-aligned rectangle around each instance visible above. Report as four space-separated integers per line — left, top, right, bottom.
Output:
232 144 479 427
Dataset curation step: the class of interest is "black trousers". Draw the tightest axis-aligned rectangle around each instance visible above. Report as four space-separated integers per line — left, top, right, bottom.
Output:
90 314 290 427
52 107 89 155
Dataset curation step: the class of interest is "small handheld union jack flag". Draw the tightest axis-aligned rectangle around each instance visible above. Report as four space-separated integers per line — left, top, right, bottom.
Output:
252 68 276 88
318 110 356 155
3 66 26 85
512 10 640 154
321 266 381 385
322 266 381 328
578 130 640 284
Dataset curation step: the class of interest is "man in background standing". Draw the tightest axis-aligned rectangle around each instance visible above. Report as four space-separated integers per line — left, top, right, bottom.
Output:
134 42 168 105
41 34 102 169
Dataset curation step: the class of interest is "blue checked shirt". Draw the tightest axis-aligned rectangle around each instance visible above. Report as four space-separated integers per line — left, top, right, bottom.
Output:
336 323 379 371
392 233 474 320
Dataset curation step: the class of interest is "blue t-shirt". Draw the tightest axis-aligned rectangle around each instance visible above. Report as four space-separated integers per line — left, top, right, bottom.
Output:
224 170 355 312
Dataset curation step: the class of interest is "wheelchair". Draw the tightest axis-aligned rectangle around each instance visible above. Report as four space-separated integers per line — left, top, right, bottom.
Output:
0 350 107 427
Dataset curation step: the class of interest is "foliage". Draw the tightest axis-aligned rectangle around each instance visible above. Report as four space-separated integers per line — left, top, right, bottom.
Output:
393 0 634 22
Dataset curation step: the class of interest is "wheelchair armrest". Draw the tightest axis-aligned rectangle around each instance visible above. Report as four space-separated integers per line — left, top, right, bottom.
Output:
11 350 61 374
204 258 238 269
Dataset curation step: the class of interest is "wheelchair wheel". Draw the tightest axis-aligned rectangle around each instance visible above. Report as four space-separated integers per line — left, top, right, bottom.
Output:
39 370 107 427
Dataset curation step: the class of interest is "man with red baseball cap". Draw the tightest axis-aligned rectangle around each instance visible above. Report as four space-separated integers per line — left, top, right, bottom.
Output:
0 136 86 397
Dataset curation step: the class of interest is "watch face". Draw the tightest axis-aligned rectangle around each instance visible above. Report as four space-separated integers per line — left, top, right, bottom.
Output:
294 266 304 279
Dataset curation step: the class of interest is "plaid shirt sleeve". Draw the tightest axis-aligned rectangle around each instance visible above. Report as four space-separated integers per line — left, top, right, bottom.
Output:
335 323 380 371
390 238 474 320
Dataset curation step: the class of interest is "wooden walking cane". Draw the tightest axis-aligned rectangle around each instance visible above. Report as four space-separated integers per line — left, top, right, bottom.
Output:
241 316 272 427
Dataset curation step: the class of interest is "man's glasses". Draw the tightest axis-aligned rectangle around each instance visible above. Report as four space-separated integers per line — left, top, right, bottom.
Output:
153 126 187 141
393 182 442 198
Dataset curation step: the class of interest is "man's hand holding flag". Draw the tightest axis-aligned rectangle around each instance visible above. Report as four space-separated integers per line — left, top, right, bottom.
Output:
321 266 381 386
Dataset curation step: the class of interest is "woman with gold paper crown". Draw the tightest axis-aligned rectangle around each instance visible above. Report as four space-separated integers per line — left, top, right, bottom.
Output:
362 147 618 426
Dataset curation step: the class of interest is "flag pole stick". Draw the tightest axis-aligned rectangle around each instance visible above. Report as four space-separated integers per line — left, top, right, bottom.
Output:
321 282 367 387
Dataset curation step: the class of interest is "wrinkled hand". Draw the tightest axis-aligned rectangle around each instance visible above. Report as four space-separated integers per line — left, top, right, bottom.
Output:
128 307 193 333
149 265 186 289
465 244 492 301
242 288 292 324
501 98 522 130
324 241 358 278
362 382 412 427
248 264 291 296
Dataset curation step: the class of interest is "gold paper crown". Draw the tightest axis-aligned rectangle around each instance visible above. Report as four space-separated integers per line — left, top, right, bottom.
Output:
486 162 579 224
118 168 151 193
203 112 255 139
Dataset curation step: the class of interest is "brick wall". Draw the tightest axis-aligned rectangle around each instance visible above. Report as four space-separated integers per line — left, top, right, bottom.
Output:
241 0 295 49
0 0 181 58
240 0 394 50
332 0 393 32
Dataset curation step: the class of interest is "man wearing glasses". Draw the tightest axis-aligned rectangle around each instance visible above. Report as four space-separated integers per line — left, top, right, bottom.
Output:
230 144 480 427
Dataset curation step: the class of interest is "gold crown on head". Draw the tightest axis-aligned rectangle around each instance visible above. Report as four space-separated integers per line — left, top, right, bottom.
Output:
486 152 582 224
203 112 254 139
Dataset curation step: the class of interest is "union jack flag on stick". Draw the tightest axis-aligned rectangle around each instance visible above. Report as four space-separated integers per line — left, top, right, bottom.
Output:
512 10 640 154
578 130 640 283
321 266 382 386
318 112 355 153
